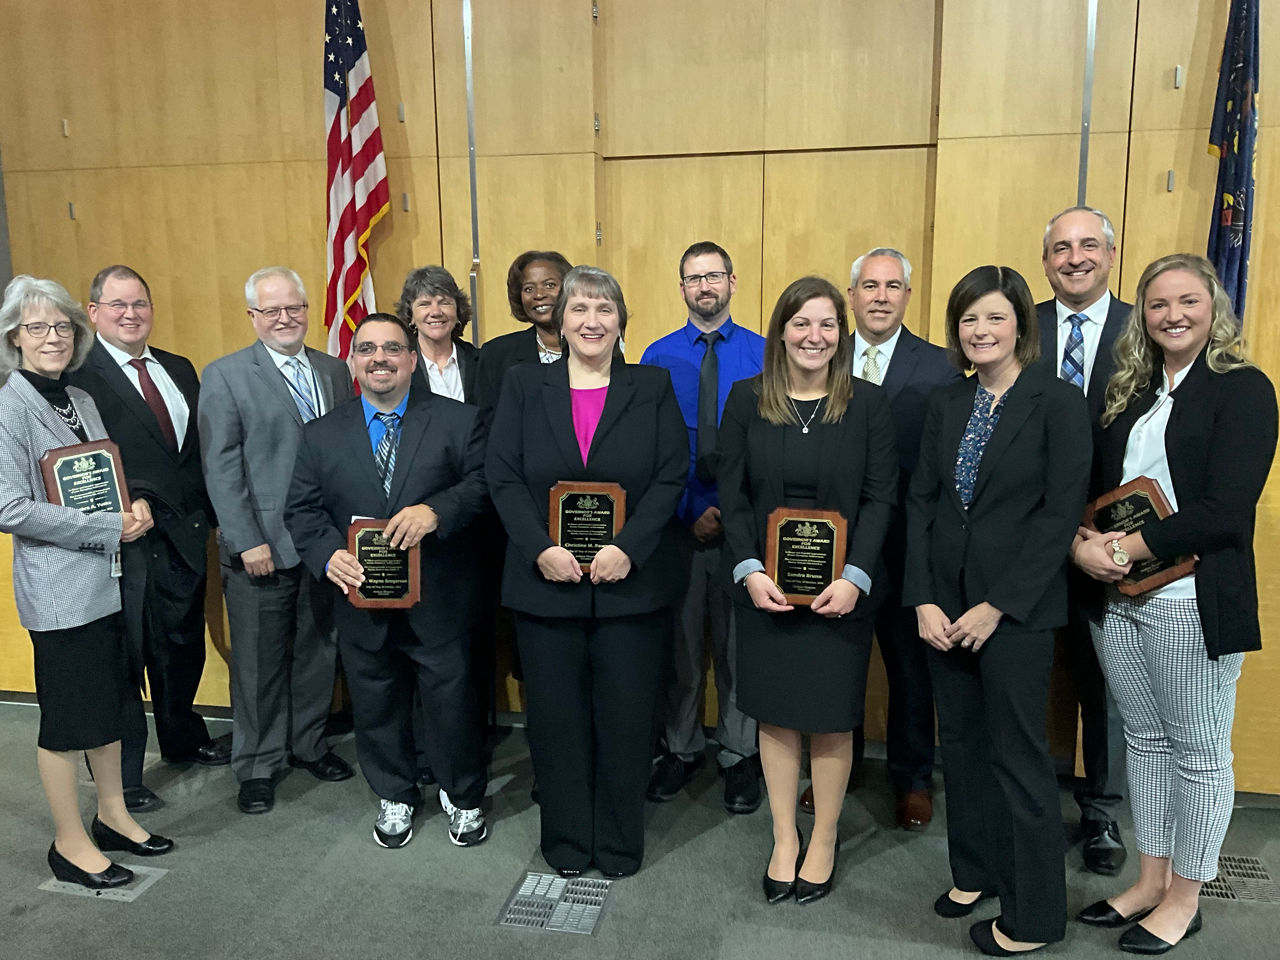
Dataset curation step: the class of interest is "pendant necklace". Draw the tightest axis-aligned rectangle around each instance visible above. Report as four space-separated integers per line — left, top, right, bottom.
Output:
52 398 83 433
788 396 823 434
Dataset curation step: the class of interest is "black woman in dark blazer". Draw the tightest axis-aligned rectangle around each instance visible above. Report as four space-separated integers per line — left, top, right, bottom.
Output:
397 265 481 403
719 276 897 905
1072 254 1277 954
904 266 1090 955
486 265 687 878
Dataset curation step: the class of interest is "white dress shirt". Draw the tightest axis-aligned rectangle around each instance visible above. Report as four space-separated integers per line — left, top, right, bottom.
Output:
263 343 327 417
852 325 904 383
1054 291 1112 390
422 342 466 401
97 334 190 450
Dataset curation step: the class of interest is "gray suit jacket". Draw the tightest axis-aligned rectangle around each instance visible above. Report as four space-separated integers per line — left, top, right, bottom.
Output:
0 373 123 630
199 342 353 569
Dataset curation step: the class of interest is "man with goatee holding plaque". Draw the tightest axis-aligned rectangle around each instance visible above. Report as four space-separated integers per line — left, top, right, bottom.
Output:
285 313 490 851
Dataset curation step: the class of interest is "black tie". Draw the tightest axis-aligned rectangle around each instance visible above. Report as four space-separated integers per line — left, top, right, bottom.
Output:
695 330 723 484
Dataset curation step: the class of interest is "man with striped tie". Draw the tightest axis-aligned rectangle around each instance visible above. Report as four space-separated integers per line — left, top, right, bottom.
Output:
199 267 355 815
1037 205 1132 875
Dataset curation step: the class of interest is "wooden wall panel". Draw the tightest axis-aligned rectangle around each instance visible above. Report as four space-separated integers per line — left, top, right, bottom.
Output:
364 0 439 160
367 157 445 314
600 0 765 157
600 154 765 357
762 1 936 150
761 149 933 335
1130 0 1231 132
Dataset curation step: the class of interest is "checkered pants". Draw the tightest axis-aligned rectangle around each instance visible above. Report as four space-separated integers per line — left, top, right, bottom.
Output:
1091 592 1243 882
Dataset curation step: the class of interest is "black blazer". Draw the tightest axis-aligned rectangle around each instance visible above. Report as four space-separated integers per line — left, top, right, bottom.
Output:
412 337 481 404
1035 295 1130 426
475 327 542 430
485 357 688 619
285 387 489 650
717 376 899 619
1090 352 1277 658
903 364 1091 630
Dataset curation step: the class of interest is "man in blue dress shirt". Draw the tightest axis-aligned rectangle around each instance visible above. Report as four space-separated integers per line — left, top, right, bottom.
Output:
640 241 766 813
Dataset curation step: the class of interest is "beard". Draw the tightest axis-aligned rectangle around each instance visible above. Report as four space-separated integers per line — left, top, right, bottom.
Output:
685 289 729 322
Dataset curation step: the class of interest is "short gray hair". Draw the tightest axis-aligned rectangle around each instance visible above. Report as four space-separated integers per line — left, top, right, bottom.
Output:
850 247 913 287
1043 205 1116 255
245 266 308 308
0 276 96 383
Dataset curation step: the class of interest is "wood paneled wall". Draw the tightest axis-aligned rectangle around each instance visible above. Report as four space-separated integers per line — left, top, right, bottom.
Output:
2 1 1277 790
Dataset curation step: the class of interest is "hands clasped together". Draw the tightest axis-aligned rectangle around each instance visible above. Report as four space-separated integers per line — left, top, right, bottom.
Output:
915 600 1003 652
536 543 632 585
744 571 860 619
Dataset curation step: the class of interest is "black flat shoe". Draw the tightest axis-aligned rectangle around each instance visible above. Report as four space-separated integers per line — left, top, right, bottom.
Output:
556 867 583 879
762 826 804 904
47 843 133 889
934 888 996 918
91 817 174 856
1077 898 1155 928
795 836 839 905
970 918 1046 957
1118 910 1202 955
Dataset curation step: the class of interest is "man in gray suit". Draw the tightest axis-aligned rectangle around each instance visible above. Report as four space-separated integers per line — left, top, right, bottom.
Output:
199 266 355 814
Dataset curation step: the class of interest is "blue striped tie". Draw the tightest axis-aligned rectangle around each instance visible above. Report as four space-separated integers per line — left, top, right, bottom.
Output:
374 412 401 497
1060 313 1086 389
286 357 318 422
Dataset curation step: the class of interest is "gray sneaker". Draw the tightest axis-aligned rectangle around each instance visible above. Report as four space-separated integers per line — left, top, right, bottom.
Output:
374 799 414 849
439 788 488 847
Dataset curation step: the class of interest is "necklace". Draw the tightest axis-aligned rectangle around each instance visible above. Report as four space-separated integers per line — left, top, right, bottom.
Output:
51 397 83 432
788 396 824 434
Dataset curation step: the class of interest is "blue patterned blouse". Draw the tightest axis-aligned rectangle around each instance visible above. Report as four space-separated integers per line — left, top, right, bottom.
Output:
954 385 1009 508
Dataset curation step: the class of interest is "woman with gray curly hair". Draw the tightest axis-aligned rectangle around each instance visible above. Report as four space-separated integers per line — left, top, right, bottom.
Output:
396 265 479 403
0 275 171 890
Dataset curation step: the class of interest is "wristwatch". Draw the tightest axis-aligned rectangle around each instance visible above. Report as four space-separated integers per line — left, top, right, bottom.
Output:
1109 539 1129 566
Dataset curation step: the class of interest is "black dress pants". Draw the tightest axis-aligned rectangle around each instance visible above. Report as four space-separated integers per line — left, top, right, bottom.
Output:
874 593 936 791
928 625 1066 944
1059 609 1126 822
516 610 667 876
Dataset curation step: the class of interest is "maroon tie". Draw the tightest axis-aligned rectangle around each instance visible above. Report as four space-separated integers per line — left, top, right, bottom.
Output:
128 358 178 450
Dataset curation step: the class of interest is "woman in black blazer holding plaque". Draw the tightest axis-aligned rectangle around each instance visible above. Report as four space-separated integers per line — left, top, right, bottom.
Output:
1071 254 1277 954
718 276 897 905
486 265 687 878
903 266 1090 955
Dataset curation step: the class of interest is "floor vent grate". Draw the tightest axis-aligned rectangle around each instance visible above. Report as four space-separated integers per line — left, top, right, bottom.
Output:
1209 855 1280 904
39 863 168 902
498 871 612 935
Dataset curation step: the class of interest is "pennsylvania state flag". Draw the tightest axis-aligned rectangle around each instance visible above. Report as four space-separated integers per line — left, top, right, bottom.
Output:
1207 0 1259 320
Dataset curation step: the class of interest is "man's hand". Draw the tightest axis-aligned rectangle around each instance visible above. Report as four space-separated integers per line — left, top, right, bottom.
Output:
120 498 154 543
691 506 723 543
384 503 439 549
537 546 583 583
326 549 365 595
943 601 1003 652
745 571 793 613
810 578 860 618
240 543 275 578
590 544 632 584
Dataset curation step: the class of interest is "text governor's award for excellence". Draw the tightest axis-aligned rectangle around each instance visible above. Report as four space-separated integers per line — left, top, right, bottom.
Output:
347 519 421 609
1084 476 1195 596
765 508 847 606
549 481 626 572
39 440 131 514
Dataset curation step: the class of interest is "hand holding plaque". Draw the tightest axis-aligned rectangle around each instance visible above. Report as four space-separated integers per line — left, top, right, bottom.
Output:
347 518 421 609
1083 476 1195 596
765 508 847 607
40 440 131 514
549 481 626 573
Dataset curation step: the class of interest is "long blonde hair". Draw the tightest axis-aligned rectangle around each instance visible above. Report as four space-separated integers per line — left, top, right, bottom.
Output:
1101 254 1254 426
757 276 853 425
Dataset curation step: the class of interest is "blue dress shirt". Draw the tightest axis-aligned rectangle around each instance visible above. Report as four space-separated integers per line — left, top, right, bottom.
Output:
361 391 410 451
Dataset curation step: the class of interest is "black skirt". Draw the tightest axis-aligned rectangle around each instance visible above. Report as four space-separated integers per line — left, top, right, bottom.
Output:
29 612 129 751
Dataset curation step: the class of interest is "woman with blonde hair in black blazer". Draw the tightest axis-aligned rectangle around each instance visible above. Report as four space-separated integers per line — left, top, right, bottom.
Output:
1072 254 1277 954
718 275 897 905
904 265 1091 955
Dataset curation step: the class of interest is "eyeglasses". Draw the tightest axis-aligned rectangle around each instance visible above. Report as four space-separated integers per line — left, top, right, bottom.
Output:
92 299 152 315
351 340 408 357
20 320 75 338
250 304 308 321
680 271 728 288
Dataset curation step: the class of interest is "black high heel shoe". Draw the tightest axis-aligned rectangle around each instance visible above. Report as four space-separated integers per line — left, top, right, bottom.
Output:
795 836 839 905
47 843 133 889
762 827 804 904
91 817 175 856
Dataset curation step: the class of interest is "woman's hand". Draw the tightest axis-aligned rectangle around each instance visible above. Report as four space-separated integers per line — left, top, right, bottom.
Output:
745 571 793 612
590 544 632 583
120 498 154 543
536 546 583 583
943 601 1003 652
1072 526 1132 582
810 578 860 618
915 603 953 651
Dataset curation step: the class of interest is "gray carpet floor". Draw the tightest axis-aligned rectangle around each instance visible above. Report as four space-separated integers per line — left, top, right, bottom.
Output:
1 700 1277 960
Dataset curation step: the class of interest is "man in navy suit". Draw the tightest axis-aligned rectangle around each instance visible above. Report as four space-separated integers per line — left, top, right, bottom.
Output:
1037 205 1131 875
799 247 959 829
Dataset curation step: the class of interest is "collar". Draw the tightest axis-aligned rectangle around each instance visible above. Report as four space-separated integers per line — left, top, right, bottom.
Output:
262 342 310 371
97 332 156 367
682 316 738 345
853 325 903 364
361 391 410 427
421 341 459 371
1055 290 1112 327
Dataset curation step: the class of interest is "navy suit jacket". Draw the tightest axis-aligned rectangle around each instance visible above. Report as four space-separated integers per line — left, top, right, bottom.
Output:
412 337 481 405
475 327 542 431
1035 295 1131 426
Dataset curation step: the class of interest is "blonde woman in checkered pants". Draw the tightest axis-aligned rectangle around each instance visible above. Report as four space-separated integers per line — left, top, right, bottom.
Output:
1072 254 1277 955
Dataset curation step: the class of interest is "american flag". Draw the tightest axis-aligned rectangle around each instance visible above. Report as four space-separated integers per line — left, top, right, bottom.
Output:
324 0 390 358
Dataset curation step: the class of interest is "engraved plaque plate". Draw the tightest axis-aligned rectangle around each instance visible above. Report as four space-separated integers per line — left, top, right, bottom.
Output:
39 440 130 514
549 481 626 572
765 508 847 606
347 519 420 609
1084 476 1196 596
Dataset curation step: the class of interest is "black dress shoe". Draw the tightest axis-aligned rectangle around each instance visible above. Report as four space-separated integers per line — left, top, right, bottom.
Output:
238 778 275 814
970 918 1047 956
795 837 838 905
1077 898 1155 928
763 826 805 904
601 868 634 880
1081 818 1127 875
164 739 231 766
723 758 762 814
646 752 704 802
933 888 996 918
123 785 164 813
556 867 584 879
1119 911 1202 955
288 750 354 782
48 843 133 889
90 817 174 856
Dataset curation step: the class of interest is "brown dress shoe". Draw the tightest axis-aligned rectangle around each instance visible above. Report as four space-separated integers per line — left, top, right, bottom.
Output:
896 788 932 831
799 784 815 815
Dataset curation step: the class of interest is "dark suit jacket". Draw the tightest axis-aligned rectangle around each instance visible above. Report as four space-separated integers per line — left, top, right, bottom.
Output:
903 364 1092 630
485 357 688 619
284 387 489 650
717 375 899 619
412 337 480 404
475 327 542 430
1035 294 1131 426
1089 352 1277 658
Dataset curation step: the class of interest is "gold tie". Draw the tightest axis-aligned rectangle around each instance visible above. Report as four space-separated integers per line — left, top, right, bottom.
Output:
861 345 882 385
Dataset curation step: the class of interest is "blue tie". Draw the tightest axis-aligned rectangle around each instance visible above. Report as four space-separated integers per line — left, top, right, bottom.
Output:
374 412 401 497
1060 313 1086 389
286 356 318 422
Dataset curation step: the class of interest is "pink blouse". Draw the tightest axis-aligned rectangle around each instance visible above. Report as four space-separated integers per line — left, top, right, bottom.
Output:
570 386 608 465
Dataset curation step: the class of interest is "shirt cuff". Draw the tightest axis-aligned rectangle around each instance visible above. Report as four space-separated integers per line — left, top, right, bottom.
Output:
733 558 765 584
842 564 872 596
